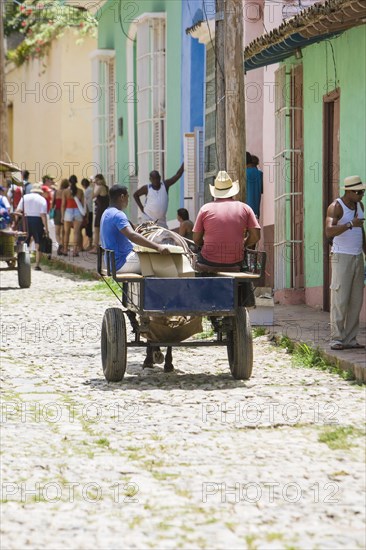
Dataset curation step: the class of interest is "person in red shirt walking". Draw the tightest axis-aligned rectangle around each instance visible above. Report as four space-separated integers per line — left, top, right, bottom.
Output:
193 171 260 267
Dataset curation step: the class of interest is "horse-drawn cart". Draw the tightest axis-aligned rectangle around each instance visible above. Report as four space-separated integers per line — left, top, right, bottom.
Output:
98 242 264 383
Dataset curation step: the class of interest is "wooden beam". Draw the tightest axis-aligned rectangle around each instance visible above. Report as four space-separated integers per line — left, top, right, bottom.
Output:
215 0 226 171
224 0 246 201
0 3 9 165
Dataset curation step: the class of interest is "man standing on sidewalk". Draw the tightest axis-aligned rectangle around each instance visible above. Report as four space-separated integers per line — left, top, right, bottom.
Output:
325 175 366 350
133 163 184 228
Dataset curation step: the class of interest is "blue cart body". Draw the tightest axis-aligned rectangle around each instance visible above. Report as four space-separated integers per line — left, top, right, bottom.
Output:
126 277 238 316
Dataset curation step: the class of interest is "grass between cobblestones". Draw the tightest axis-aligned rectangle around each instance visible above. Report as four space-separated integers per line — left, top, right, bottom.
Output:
275 335 356 381
318 425 365 450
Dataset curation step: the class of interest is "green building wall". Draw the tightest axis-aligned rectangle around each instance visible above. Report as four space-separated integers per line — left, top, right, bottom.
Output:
284 25 366 290
97 0 182 219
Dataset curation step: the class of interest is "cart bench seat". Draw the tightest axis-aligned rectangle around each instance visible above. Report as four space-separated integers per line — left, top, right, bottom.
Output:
217 272 260 279
100 269 143 281
100 268 259 281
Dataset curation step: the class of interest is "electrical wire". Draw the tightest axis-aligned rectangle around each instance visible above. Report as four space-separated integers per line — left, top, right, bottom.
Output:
203 0 224 79
326 39 338 87
118 0 135 42
186 0 193 20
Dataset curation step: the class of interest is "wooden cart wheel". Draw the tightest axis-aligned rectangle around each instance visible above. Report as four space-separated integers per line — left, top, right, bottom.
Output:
227 307 253 380
17 251 31 288
101 308 127 382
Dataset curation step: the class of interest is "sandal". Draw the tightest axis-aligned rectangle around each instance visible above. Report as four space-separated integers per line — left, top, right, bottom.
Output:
330 343 344 350
344 343 365 349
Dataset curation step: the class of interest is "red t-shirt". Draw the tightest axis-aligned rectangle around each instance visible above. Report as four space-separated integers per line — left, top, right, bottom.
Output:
193 199 260 264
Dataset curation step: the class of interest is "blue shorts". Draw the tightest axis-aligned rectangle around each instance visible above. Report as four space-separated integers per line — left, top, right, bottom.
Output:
64 208 83 222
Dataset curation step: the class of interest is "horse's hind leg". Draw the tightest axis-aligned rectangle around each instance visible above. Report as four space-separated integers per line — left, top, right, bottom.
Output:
143 343 154 369
164 346 174 372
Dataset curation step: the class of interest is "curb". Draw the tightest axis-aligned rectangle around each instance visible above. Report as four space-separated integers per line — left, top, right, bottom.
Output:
41 255 100 280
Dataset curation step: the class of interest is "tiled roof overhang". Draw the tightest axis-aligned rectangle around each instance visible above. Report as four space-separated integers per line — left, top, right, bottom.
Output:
245 0 366 71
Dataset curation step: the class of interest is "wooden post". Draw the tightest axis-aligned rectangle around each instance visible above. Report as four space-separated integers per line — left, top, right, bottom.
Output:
215 0 226 171
0 2 9 164
224 0 246 201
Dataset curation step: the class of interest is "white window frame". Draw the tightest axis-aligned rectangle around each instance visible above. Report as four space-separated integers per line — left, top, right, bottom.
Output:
126 13 166 185
183 127 204 220
91 49 116 185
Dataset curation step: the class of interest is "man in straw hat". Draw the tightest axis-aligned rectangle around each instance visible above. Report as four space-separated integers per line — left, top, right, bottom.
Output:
193 171 260 267
325 175 366 350
15 183 49 271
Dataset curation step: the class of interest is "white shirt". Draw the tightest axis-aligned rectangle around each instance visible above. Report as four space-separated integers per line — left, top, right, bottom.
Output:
17 193 47 217
143 183 168 225
332 198 363 255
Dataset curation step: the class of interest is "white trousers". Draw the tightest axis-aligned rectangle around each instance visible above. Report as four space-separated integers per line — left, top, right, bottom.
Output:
117 251 141 274
330 253 364 346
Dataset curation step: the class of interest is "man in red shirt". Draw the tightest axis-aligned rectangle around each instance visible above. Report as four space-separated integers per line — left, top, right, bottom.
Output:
193 171 260 266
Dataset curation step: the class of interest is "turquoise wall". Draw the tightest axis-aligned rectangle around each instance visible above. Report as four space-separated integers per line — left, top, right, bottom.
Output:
97 0 182 220
284 25 366 288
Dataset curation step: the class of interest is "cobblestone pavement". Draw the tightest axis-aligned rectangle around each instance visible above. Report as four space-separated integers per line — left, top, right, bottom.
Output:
0 267 365 550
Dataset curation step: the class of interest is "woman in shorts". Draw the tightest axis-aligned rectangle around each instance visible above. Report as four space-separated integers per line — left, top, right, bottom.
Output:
61 175 85 257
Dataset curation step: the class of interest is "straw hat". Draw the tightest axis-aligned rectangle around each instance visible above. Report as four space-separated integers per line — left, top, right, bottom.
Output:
341 175 365 191
30 183 44 194
209 171 239 198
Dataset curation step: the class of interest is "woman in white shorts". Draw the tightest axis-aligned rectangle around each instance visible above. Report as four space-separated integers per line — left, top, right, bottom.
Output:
61 175 85 256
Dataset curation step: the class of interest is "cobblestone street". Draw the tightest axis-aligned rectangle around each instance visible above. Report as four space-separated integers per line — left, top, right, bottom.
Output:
1 267 365 550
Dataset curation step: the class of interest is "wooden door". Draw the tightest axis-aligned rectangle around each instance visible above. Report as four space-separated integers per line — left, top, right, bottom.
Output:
291 65 304 288
323 89 340 311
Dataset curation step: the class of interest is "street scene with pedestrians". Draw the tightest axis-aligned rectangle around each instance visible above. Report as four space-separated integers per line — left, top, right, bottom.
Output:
0 1 365 549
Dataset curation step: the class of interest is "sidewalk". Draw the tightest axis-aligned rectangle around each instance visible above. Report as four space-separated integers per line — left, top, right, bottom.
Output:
273 304 365 383
44 249 366 383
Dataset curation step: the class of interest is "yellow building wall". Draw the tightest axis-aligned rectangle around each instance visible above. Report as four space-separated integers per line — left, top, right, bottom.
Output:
5 30 96 184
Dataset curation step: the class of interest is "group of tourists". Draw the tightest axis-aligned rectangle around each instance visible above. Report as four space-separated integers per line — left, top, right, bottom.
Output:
3 170 111 264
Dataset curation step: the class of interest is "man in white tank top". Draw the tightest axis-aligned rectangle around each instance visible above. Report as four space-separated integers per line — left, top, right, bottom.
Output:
325 175 366 350
133 163 184 228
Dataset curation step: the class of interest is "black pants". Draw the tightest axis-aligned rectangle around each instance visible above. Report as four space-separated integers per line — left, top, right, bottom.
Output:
26 216 44 245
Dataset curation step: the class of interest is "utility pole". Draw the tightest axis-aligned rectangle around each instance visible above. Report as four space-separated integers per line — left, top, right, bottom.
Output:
224 0 246 201
215 0 226 171
0 0 9 163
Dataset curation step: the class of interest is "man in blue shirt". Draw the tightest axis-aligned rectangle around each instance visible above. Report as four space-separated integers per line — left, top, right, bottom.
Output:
100 184 170 273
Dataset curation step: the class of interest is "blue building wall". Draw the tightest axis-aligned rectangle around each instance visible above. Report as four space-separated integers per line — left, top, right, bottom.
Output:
180 1 205 204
